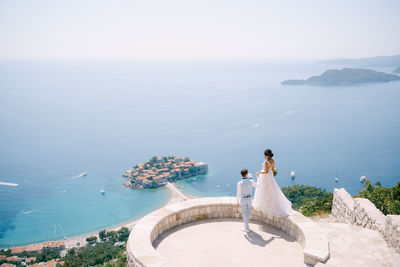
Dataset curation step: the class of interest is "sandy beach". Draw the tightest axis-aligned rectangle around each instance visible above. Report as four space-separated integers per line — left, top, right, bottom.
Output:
64 182 193 249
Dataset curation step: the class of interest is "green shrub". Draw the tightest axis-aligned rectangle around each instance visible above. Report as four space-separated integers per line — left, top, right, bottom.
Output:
64 227 130 266
282 185 333 217
86 236 97 244
356 181 400 215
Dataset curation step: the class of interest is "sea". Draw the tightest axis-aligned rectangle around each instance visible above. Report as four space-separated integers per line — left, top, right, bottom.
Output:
1 60 399 248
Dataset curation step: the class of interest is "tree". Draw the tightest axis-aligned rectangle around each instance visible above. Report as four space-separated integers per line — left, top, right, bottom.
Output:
149 156 157 163
99 230 107 241
86 236 98 244
63 226 130 267
356 181 400 215
282 185 333 216
117 227 130 241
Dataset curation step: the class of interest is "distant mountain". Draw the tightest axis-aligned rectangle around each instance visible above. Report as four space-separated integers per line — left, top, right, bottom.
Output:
281 68 400 86
320 55 400 67
394 66 400 73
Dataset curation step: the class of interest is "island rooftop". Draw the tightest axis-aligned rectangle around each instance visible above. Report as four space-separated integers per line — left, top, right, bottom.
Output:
123 156 208 189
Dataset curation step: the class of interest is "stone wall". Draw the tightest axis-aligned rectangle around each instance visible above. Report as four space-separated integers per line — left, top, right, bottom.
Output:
332 188 354 224
332 188 400 253
383 215 400 252
354 198 386 232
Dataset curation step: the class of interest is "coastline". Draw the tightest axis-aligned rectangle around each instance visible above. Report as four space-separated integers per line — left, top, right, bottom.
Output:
64 182 192 249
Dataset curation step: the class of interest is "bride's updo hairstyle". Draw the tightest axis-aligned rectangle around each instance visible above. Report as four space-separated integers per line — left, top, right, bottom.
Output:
264 149 274 158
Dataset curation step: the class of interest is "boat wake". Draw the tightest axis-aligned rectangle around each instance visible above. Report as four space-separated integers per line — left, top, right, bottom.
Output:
23 210 37 215
0 181 19 187
68 172 88 180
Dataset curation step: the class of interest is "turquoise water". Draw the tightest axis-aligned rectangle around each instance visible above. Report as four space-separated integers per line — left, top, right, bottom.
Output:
1 60 399 247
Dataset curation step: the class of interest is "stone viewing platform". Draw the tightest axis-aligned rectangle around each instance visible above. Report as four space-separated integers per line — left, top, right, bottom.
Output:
127 185 400 267
154 219 304 267
126 197 330 266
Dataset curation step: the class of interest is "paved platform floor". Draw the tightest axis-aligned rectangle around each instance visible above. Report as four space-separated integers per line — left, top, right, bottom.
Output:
314 216 400 267
154 219 305 267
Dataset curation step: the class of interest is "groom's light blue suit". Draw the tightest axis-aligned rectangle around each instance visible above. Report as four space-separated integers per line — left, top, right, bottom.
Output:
237 177 257 231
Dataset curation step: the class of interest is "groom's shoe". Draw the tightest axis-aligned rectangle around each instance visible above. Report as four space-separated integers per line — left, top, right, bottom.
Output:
241 227 249 233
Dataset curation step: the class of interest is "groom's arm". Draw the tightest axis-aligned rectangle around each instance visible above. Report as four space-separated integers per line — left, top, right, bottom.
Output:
236 182 241 205
251 179 259 188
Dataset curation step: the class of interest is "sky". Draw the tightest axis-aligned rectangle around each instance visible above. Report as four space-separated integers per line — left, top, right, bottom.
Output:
0 0 399 61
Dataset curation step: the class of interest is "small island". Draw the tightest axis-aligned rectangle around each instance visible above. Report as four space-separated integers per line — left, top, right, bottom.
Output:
281 68 400 86
319 54 400 67
122 156 208 188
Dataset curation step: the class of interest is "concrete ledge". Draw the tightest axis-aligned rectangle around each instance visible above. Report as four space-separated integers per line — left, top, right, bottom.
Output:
127 197 330 266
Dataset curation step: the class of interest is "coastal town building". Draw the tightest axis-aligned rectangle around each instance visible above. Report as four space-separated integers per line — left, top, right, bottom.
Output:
10 247 25 254
6 240 65 257
123 156 208 189
27 259 61 267
42 241 65 252
25 257 36 263
27 244 42 254
4 257 18 262
1 263 16 267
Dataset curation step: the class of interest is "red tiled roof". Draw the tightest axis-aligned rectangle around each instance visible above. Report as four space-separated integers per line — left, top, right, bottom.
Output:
26 257 36 263
42 241 52 247
11 246 25 254
5 256 19 262
45 260 56 267
42 240 63 248
27 243 42 251
55 240 64 246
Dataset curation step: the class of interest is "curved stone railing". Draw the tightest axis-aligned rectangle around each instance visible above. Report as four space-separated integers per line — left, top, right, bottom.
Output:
127 197 329 266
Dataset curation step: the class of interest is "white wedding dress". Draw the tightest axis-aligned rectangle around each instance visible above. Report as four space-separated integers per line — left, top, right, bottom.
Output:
253 160 294 217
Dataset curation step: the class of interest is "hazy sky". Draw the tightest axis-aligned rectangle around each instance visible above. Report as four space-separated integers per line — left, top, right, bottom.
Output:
0 0 399 61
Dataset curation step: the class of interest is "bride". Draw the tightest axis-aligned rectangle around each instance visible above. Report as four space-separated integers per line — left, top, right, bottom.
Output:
253 149 294 217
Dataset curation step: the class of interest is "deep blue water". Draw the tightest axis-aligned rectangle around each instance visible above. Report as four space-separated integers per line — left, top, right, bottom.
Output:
1 60 399 247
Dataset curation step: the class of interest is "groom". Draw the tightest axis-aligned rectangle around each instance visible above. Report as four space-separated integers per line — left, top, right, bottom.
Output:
237 169 257 232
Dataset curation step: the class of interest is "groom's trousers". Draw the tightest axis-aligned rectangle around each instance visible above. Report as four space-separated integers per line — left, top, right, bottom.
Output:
240 198 252 230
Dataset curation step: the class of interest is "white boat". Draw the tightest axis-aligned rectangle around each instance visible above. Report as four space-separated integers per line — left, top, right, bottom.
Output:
334 177 339 182
290 171 295 179
0 181 19 187
360 176 366 182
100 189 105 195
81 172 88 177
